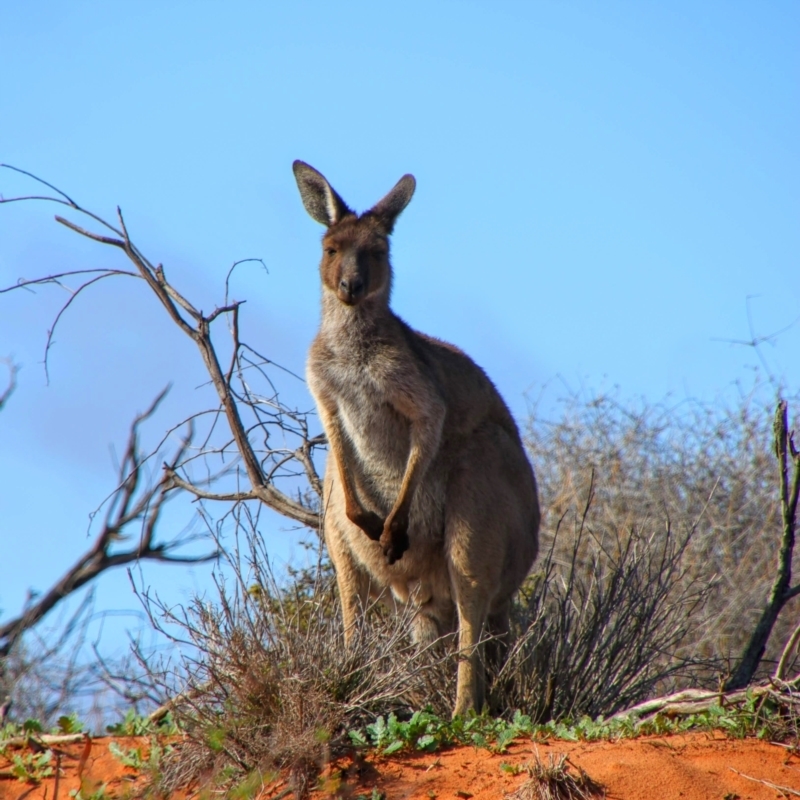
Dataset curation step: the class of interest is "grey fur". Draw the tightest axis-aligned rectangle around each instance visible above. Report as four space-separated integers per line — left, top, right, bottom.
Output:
293 161 540 715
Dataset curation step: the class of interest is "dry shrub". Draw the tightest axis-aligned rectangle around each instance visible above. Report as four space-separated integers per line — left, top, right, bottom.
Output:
136 385 799 794
516 385 800 714
494 481 708 720
140 514 454 797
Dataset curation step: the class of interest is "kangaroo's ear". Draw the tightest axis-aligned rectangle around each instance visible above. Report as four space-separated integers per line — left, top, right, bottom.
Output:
368 174 416 233
292 160 353 227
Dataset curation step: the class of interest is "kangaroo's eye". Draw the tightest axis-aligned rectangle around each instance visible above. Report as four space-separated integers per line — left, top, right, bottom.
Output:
325 247 337 257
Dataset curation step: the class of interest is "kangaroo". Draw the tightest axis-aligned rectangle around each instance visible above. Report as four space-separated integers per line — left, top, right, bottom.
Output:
293 160 540 716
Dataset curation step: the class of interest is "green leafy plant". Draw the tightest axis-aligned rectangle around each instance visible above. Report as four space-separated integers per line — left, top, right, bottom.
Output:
9 749 53 783
109 738 174 777
109 740 146 770
69 781 111 800
354 790 385 800
56 713 85 734
351 710 445 754
106 709 178 736
22 718 44 735
345 697 795 759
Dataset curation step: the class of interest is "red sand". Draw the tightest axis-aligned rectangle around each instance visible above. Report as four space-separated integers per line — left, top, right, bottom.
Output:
2 732 800 799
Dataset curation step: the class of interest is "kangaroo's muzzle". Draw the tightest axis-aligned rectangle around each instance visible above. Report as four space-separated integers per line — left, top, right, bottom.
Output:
337 275 365 305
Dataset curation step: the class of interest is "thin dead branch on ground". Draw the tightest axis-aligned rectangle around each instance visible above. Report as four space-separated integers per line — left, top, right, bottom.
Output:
729 768 800 797
608 682 800 724
0 732 89 749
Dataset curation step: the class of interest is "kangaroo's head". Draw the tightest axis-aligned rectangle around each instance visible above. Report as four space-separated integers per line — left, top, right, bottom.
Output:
293 161 415 309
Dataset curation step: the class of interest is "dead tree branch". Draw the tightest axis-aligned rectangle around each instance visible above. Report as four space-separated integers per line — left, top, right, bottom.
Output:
610 677 800 726
0 390 217 657
0 167 327 722
1 165 323 531
0 732 90 749
725 399 800 690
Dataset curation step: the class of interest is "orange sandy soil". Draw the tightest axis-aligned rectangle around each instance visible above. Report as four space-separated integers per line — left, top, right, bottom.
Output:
2 732 800 800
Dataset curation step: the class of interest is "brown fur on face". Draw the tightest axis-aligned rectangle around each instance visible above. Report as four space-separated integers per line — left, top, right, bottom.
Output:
293 160 540 717
320 216 391 307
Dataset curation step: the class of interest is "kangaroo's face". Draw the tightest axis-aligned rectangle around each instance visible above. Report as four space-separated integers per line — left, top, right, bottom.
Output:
320 216 390 307
293 160 415 309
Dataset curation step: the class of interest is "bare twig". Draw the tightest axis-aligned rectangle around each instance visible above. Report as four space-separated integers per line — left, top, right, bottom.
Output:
163 469 260 504
0 390 217 657
775 621 800 682
42 270 139 384
0 359 18 410
729 767 800 796
53 205 319 527
2 166 323 534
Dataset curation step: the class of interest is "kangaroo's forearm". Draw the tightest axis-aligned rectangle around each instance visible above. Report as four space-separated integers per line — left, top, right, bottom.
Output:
322 409 384 540
379 408 445 563
389 412 444 520
318 402 369 514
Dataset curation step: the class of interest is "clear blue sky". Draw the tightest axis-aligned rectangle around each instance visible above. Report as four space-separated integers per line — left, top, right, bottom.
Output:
1 2 798 651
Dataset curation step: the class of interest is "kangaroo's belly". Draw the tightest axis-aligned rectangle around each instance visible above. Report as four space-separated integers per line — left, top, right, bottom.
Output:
324 459 451 611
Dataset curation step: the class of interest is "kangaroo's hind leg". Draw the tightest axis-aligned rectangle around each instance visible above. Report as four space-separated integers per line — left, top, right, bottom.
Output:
445 425 535 716
445 508 493 716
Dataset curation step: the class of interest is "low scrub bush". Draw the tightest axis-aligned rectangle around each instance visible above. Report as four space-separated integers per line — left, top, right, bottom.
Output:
140 516 454 796
134 386 800 796
525 386 800 689
494 486 709 719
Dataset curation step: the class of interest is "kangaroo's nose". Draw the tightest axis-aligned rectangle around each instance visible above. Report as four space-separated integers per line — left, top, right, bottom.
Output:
339 276 364 297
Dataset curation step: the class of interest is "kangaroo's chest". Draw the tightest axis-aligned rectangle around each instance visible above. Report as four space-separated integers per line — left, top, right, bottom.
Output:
311 348 410 476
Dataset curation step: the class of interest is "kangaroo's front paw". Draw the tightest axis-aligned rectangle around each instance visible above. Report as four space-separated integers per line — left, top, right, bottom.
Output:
348 509 385 541
380 517 410 565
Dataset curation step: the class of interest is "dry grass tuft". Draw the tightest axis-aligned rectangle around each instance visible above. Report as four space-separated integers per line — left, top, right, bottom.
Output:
138 514 454 798
507 751 604 800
